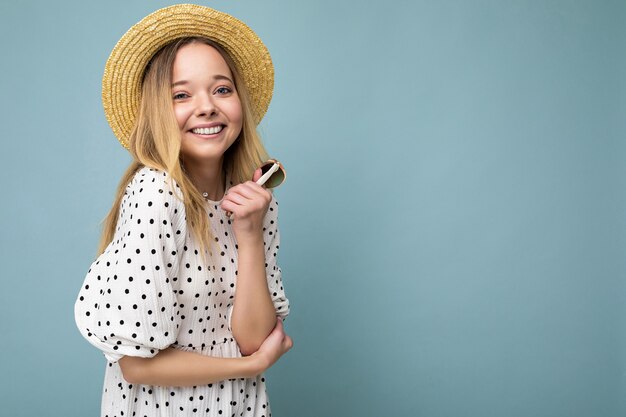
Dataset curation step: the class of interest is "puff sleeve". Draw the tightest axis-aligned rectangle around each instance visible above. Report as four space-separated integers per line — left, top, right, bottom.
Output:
263 197 290 319
74 168 187 363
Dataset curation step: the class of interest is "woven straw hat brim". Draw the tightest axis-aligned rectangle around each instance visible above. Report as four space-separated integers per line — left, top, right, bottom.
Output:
102 4 274 149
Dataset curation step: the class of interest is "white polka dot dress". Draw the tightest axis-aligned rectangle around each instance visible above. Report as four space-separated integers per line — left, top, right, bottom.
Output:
75 167 289 417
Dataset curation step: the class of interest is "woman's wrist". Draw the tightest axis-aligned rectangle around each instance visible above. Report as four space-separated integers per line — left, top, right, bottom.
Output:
244 351 269 377
235 230 264 249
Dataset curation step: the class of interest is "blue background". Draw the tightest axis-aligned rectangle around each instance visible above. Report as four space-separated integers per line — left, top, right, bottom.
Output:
0 0 624 416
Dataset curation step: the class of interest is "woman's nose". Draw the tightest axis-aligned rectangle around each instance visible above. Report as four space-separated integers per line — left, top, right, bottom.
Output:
195 94 218 117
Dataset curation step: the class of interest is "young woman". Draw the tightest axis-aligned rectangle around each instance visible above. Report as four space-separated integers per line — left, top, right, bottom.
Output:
74 5 292 416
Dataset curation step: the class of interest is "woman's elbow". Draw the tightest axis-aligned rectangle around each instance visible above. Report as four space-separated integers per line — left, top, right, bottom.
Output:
238 343 259 357
236 333 268 356
232 316 278 356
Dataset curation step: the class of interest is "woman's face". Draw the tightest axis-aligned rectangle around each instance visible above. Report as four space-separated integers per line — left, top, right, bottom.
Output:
171 42 243 166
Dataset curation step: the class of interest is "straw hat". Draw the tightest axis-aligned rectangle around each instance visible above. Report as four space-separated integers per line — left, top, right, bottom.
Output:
102 4 274 149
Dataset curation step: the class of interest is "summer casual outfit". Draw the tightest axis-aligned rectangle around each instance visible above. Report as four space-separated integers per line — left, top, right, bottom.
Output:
75 167 289 417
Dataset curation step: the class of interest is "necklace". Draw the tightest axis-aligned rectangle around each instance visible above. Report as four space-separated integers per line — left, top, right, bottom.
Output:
199 173 226 201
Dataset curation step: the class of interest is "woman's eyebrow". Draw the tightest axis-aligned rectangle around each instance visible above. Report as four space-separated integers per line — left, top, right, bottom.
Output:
171 75 234 87
213 74 234 83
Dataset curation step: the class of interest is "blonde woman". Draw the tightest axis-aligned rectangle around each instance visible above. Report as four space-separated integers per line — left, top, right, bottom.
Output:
74 5 292 417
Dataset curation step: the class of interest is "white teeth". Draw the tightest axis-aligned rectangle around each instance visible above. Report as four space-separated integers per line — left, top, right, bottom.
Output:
192 126 223 135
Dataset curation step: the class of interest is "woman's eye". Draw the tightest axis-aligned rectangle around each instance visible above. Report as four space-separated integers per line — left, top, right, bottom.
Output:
173 92 189 100
215 86 232 95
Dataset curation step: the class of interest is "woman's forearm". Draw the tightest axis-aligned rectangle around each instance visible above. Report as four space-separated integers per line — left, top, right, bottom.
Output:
119 347 265 387
231 234 277 355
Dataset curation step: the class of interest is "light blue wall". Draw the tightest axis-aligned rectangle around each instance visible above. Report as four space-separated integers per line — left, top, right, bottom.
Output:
0 1 623 416
616 10 626 414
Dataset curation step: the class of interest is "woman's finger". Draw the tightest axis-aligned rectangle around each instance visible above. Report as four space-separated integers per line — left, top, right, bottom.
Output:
252 168 263 183
284 335 293 350
223 189 249 206
234 181 269 200
220 199 242 216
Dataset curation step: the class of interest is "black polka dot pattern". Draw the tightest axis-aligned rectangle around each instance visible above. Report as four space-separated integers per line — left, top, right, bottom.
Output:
74 167 289 417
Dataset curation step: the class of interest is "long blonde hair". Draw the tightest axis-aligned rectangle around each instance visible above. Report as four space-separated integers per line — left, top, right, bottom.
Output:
98 37 269 256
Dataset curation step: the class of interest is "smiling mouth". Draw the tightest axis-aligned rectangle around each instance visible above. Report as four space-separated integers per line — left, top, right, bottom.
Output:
191 125 224 135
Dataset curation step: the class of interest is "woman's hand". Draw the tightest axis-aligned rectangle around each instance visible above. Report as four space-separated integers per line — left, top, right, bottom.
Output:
251 318 293 372
221 168 272 243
